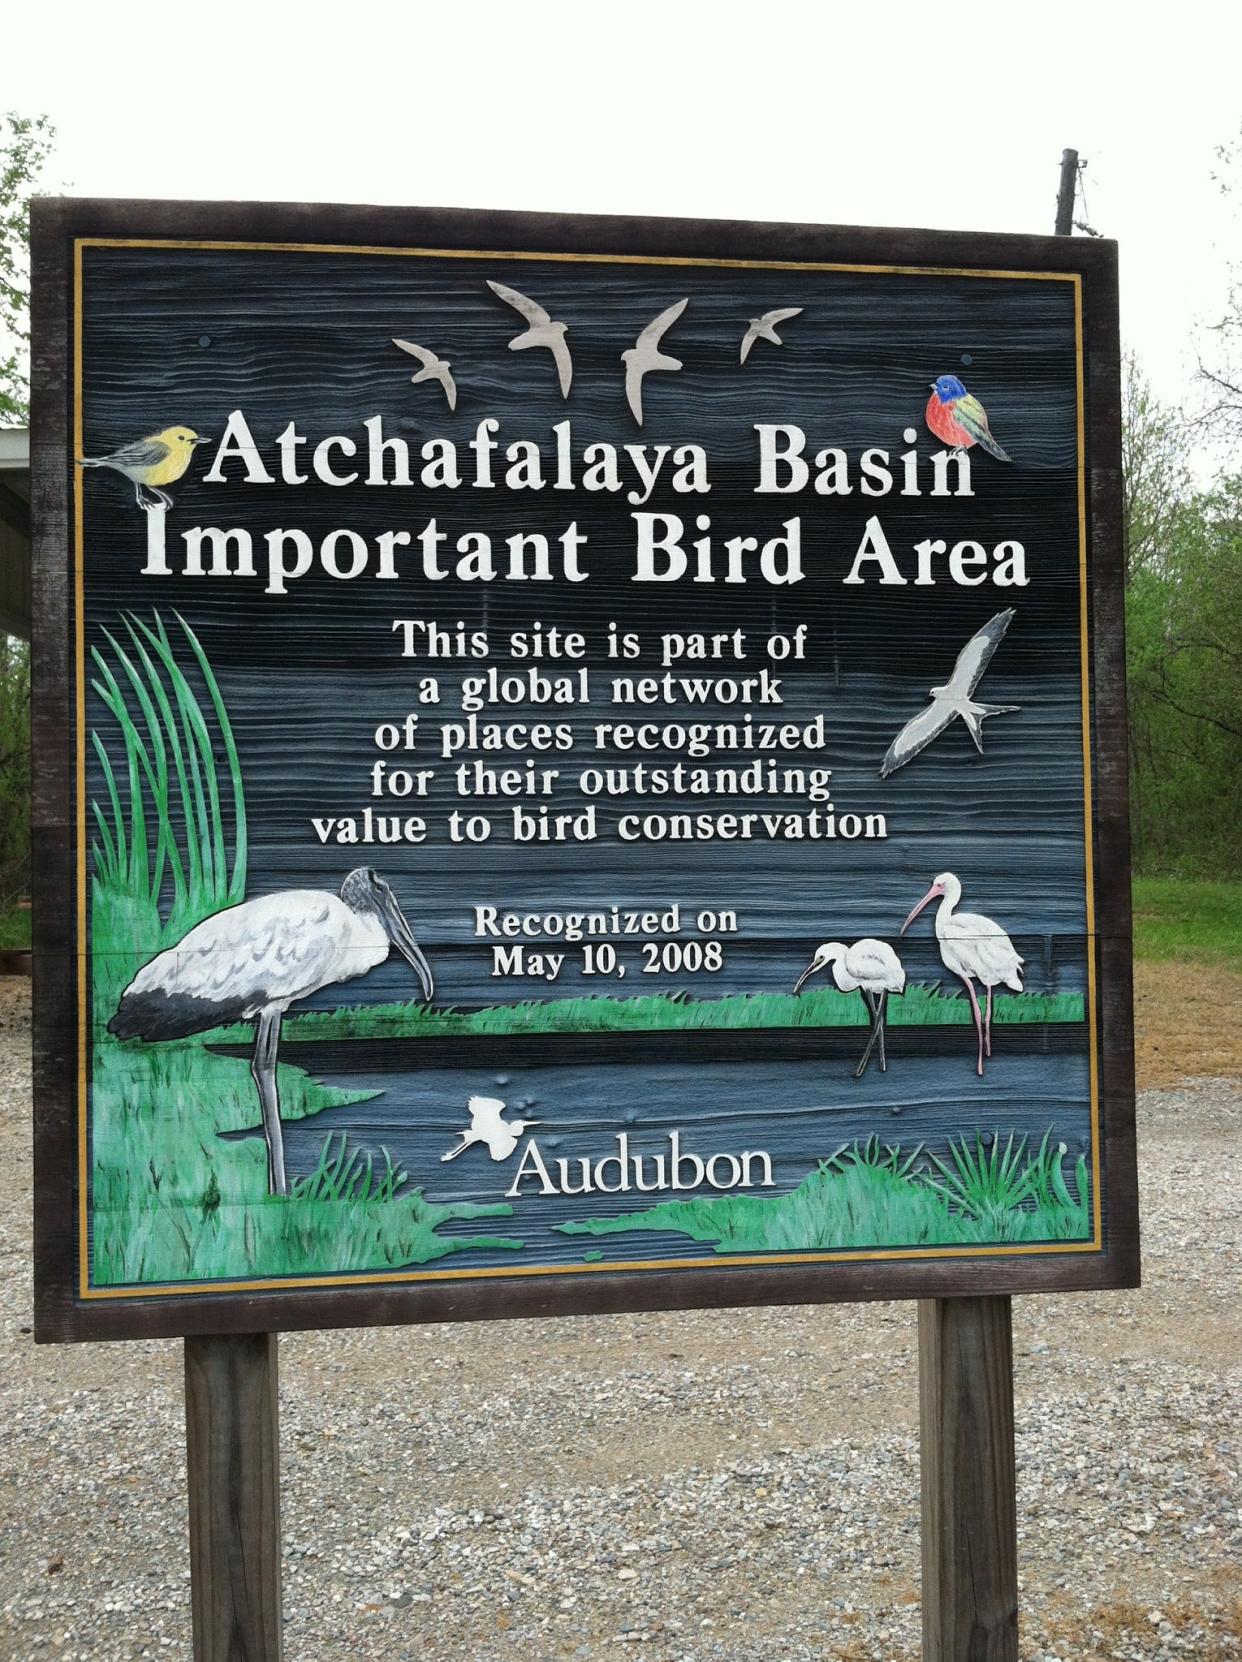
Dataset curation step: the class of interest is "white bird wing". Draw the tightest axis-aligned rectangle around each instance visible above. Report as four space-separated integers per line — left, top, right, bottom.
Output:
624 359 645 424
442 368 457 411
486 279 553 327
739 324 759 365
121 892 353 1029
392 338 442 371
880 698 956 777
468 1095 507 1134
943 609 1016 697
949 912 1024 986
636 297 688 349
846 939 905 988
550 334 572 397
759 306 803 328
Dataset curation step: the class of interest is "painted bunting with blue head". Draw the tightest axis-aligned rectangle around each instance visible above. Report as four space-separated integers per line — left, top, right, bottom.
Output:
924 375 1011 462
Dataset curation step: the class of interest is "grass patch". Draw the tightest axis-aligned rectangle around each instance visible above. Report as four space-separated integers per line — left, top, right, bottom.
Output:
557 1131 1091 1253
1133 877 1242 968
88 611 521 1286
91 1033 521 1283
247 982 1085 1045
0 907 30 950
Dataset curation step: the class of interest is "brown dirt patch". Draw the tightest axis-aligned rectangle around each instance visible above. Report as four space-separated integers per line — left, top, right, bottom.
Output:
1134 957 1242 1087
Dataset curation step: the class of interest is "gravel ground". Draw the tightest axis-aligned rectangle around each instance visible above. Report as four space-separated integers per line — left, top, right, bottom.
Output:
0 974 1238 1662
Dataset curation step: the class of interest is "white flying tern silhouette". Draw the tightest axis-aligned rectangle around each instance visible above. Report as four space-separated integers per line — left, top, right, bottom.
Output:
486 280 573 397
880 608 1019 778
740 306 803 364
441 1096 540 1163
622 298 688 424
392 338 457 411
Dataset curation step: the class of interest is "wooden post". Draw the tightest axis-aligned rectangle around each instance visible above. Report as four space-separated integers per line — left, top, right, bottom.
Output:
918 1297 1018 1662
185 1334 284 1662
1055 149 1079 237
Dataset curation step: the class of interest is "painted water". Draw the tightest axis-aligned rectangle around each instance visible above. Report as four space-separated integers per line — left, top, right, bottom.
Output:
246 1031 1094 1269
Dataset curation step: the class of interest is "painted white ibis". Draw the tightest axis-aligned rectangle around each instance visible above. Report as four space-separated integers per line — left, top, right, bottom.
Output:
108 867 434 1196
794 939 906 1077
441 1096 540 1163
901 871 1023 1076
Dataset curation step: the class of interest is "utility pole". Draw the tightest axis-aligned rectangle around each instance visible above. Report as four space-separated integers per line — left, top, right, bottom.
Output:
1055 149 1079 237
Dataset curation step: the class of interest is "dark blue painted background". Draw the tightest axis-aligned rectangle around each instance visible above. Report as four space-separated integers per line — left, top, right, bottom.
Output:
80 243 1095 1257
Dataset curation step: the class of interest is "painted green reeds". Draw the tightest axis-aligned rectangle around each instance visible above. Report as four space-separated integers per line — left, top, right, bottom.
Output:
90 611 246 1009
558 1130 1092 1254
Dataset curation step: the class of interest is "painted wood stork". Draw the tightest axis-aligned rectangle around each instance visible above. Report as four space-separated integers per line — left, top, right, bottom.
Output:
441 1096 540 1163
901 871 1023 1077
108 868 434 1197
794 939 906 1077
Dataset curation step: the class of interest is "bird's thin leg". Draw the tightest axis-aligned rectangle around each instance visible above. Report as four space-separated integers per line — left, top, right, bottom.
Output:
877 991 888 1072
855 989 881 1078
985 985 993 1058
154 486 172 508
959 976 985 1076
134 481 148 510
252 1007 288 1196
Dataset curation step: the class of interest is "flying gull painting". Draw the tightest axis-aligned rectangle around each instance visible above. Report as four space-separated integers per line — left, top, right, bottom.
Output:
880 608 1019 777
487 279 573 397
622 298 688 424
392 338 458 410
740 306 803 364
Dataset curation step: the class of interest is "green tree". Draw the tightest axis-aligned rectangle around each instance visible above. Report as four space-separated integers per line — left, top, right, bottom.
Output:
1 111 54 423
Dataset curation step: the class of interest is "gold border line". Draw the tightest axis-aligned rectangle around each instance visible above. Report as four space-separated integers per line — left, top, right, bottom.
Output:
74 240 1100 1303
74 239 89 1300
76 236 1081 284
1075 277 1103 1244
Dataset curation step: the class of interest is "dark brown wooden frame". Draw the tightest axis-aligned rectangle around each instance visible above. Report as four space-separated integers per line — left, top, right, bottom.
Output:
31 197 1138 1342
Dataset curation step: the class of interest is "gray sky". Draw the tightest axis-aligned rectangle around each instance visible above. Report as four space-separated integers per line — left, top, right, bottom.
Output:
7 1 1240 468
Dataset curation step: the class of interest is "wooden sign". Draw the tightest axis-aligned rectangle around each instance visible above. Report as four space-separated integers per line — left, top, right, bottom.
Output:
31 199 1138 1342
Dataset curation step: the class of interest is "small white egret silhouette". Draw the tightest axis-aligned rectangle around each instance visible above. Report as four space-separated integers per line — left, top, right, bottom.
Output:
622 298 688 424
392 338 457 410
486 280 573 397
740 306 803 364
441 1096 540 1163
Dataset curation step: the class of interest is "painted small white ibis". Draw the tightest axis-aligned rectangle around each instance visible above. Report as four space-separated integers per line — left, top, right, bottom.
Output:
901 871 1023 1076
108 868 434 1197
441 1096 539 1163
795 939 906 1077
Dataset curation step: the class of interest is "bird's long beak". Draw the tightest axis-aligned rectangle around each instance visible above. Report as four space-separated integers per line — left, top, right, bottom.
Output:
901 882 945 936
379 891 434 1001
794 961 820 996
193 435 211 445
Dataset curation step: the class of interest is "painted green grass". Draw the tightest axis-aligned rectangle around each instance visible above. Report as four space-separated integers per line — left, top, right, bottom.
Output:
1132 877 1242 969
241 982 1084 1046
89 612 519 1286
91 1033 520 1283
557 1132 1092 1254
